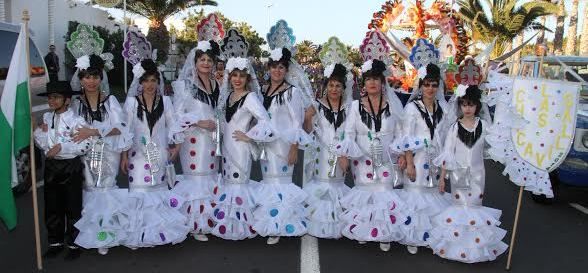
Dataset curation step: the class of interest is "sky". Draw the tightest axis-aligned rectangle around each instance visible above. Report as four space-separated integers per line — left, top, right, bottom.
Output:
95 0 586 48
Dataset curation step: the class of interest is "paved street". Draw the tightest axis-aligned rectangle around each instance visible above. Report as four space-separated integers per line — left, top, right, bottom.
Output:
2 160 587 273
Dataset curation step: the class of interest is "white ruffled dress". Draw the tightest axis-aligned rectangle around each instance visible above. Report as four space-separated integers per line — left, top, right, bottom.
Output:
253 85 312 237
429 118 508 263
211 92 274 240
391 100 451 247
72 95 132 250
335 100 407 243
171 79 221 235
122 95 190 248
303 100 350 239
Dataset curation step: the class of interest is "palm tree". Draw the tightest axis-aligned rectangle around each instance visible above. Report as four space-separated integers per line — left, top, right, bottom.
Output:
119 0 218 62
294 40 320 65
564 0 579 55
581 3 588 56
552 0 566 54
457 0 558 58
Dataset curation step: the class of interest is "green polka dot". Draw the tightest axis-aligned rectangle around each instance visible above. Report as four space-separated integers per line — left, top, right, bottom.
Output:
97 231 107 241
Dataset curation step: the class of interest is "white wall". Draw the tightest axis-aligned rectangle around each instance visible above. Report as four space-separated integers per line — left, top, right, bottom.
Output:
3 0 119 80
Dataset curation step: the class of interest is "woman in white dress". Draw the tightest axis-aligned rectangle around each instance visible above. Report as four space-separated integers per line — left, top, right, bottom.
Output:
120 59 190 248
393 63 451 254
211 56 274 240
70 54 130 255
302 63 353 239
337 59 407 252
253 47 312 245
429 85 508 263
172 40 222 242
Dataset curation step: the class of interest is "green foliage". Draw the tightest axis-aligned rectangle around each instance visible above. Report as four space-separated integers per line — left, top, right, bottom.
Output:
295 40 320 65
146 23 170 63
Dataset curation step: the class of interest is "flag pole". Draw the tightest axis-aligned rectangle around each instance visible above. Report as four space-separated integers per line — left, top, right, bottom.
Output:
22 9 43 271
505 186 524 270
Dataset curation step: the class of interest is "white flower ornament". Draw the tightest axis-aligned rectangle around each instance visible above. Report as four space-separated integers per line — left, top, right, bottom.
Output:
132 62 146 79
270 48 283 62
361 60 373 73
75 55 90 70
323 64 336 78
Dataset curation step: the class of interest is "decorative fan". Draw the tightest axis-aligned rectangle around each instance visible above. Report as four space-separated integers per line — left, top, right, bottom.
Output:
66 24 104 59
197 13 225 42
320 36 350 68
221 29 249 59
359 30 391 64
122 30 152 65
267 19 296 51
409 38 439 69
455 57 483 86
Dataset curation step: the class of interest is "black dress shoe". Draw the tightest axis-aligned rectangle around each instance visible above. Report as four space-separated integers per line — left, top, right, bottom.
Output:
64 247 81 261
43 245 64 258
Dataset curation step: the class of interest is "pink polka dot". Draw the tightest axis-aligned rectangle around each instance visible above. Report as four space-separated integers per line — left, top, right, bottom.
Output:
199 205 205 213
190 150 196 157
389 215 396 224
210 163 215 169
210 150 216 157
190 138 197 144
383 171 389 177
190 164 196 170
144 176 151 183
371 228 378 237
366 173 373 179
349 224 357 233
353 160 359 166
219 225 226 234
236 197 243 205
365 160 372 166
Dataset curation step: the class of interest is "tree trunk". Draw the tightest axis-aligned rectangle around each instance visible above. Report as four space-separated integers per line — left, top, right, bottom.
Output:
580 1 588 56
552 1 566 55
537 16 547 45
564 0 579 55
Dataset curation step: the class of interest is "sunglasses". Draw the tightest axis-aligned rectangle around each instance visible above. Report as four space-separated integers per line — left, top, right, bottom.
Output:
423 83 439 88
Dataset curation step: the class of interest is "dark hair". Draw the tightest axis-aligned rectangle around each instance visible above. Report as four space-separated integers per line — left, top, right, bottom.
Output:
323 63 347 89
229 69 252 86
138 59 160 84
268 48 291 69
361 59 386 85
194 40 221 63
78 54 105 80
458 85 482 115
418 63 441 88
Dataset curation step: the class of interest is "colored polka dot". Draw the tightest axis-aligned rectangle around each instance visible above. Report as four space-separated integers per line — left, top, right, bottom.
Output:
479 193 484 199
353 160 359 166
423 163 429 169
129 176 134 182
217 211 225 220
460 253 466 258
193 223 198 230
440 249 445 255
187 205 192 214
208 219 214 227
210 150 216 157
278 193 283 200
213 186 218 195
423 232 430 241
199 205 205 213
470 220 476 225
366 173 373 179
219 194 227 202
159 233 166 242
170 198 178 208
365 160 372 166
349 224 357 233
264 166 268 172
144 164 150 170
446 218 452 223
404 143 410 148
454 231 459 237
235 197 243 205
210 163 215 169
190 164 196 170
415 140 420 145
236 212 241 220
270 209 279 217
455 194 460 199
370 228 378 238
131 151 136 157
383 171 389 177
404 216 412 225
336 145 341 149
213 208 219 217
475 238 480 243
243 213 248 221
144 176 151 183
97 231 107 241
301 221 307 228
493 250 498 255
285 224 295 234
486 220 491 225
129 164 134 170
389 215 396 224
190 150 196 157
190 138 196 144
233 172 239 178
219 225 226 234
282 166 288 172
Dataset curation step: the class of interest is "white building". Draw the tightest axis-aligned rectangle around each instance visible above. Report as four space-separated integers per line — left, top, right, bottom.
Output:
0 0 119 80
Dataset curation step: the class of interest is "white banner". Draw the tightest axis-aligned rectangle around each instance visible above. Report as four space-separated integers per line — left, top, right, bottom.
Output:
511 78 581 172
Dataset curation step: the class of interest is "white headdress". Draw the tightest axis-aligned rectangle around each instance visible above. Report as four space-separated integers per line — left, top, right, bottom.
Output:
67 24 113 94
266 20 314 105
319 37 354 107
359 31 404 120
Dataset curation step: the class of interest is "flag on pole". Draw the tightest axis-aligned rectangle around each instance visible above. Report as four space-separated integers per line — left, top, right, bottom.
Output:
0 25 31 230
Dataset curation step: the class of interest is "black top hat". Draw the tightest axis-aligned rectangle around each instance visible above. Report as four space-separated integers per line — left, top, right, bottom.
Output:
38 81 80 97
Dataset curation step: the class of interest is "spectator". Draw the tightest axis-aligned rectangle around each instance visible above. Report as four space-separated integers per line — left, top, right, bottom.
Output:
44 45 60 82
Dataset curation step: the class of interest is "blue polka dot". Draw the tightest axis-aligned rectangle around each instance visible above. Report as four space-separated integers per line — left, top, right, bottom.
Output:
404 143 410 148
423 164 429 170
404 216 412 225
264 166 268 172
423 232 430 241
415 140 420 145
275 223 279 229
282 166 288 172
236 212 241 220
278 193 283 200
301 221 307 227
285 224 295 234
219 194 227 202
270 209 279 217
397 145 401 150
213 208 219 217
436 174 441 180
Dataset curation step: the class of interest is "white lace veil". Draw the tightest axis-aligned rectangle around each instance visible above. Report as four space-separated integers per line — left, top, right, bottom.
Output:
218 57 261 111
70 69 111 95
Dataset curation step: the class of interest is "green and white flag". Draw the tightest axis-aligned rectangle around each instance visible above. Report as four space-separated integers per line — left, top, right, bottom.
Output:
0 25 31 230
